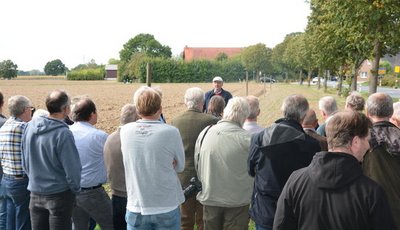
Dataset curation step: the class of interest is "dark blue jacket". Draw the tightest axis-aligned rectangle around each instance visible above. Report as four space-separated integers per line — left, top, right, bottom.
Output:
203 88 232 112
248 118 320 229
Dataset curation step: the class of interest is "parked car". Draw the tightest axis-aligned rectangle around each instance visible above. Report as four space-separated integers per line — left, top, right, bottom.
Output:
311 77 326 84
260 77 276 83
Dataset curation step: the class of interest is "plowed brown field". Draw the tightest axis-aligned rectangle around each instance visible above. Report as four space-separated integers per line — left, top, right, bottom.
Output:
0 79 271 134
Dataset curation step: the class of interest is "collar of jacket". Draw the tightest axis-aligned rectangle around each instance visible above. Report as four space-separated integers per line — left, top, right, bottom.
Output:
370 120 400 156
187 108 202 113
262 118 305 146
275 118 304 131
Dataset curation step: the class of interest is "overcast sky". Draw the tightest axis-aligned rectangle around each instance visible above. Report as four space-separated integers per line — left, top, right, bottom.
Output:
0 0 310 71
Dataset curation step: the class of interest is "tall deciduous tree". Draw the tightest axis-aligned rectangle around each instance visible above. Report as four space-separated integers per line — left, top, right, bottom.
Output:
119 33 172 62
0 60 18 79
307 0 400 94
271 33 304 81
44 59 66 76
241 43 272 81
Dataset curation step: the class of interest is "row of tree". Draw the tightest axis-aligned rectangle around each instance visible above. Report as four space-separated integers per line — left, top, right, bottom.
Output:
0 59 68 79
2 0 399 96
302 0 400 94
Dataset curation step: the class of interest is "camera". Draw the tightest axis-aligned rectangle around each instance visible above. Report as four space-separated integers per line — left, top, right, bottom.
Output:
183 176 202 201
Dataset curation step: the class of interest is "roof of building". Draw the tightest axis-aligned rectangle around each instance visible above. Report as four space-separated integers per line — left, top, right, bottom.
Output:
105 64 118 70
183 46 243 61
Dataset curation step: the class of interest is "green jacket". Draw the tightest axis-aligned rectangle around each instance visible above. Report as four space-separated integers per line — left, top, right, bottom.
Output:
171 108 218 187
363 121 400 229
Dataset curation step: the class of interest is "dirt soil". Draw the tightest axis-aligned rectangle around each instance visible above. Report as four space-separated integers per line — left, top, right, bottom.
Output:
0 79 266 134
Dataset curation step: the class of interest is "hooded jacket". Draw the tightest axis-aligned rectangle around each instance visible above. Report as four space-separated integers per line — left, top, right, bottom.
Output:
248 118 320 228
22 116 81 195
363 121 400 229
274 151 397 230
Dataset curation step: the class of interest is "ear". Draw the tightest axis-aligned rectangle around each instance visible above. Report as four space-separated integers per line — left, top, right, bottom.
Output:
350 136 361 154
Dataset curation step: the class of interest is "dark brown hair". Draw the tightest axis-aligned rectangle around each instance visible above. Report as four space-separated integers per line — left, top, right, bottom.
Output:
46 90 69 114
207 96 225 117
72 98 96 122
0 92 3 107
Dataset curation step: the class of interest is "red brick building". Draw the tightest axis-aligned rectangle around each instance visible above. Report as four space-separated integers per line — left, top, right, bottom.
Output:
182 46 243 61
357 54 400 82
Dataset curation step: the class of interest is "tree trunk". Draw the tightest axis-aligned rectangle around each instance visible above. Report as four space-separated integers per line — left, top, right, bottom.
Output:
256 70 260 82
351 64 357 91
317 69 322 90
369 40 382 95
307 67 312 87
350 59 364 92
324 69 329 93
337 66 343 96
299 70 303 85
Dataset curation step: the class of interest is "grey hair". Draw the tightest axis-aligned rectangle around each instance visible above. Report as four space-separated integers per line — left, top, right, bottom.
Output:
184 87 204 109
393 102 400 119
223 97 250 126
345 91 365 111
318 96 338 116
120 104 139 125
32 109 49 120
281 94 309 122
367 93 393 118
246 95 260 119
8 95 31 117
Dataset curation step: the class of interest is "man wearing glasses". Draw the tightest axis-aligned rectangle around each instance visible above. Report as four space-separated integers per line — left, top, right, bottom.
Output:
0 95 34 230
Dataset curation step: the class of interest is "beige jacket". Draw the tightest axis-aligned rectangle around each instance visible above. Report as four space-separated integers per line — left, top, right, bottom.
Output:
195 120 253 207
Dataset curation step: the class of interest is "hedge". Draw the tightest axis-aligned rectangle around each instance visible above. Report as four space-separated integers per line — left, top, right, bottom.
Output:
67 68 105 80
119 57 246 83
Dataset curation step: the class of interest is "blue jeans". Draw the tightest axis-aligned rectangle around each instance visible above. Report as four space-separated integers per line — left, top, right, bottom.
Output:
0 181 8 229
30 190 75 230
112 195 127 230
2 175 31 230
126 207 180 230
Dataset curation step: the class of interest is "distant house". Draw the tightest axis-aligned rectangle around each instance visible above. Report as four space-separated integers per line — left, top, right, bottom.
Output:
182 46 243 61
357 54 400 82
105 64 118 79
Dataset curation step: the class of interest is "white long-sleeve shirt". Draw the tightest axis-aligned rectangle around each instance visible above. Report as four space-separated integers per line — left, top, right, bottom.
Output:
121 120 185 215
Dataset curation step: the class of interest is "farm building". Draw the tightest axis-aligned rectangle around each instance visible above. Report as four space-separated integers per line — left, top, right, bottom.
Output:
182 46 243 61
105 64 118 79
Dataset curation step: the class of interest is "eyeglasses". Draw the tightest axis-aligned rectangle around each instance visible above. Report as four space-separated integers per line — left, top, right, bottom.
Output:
26 106 36 116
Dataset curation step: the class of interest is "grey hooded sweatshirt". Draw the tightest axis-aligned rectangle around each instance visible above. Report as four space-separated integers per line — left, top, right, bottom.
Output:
22 116 81 195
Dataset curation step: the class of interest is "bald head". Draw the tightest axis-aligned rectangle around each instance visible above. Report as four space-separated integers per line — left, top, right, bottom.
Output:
46 90 70 114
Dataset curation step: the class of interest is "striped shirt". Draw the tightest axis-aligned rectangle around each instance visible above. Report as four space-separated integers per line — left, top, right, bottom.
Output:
0 117 27 175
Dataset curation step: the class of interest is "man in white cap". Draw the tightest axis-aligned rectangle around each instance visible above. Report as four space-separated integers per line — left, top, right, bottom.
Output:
203 76 232 112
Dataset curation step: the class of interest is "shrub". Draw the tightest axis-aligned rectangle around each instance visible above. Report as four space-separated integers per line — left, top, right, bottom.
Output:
67 68 105 80
380 75 400 87
118 56 247 83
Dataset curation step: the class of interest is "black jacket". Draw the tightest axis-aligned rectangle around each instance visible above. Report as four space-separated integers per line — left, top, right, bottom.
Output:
203 88 232 112
248 118 320 228
274 151 397 230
